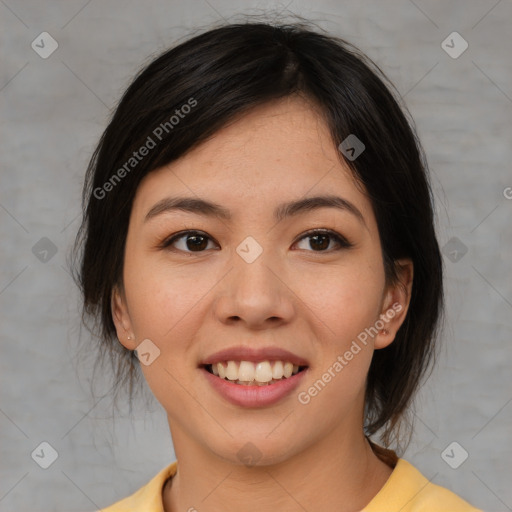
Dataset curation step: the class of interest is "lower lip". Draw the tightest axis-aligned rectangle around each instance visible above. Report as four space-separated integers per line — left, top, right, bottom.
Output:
201 367 308 407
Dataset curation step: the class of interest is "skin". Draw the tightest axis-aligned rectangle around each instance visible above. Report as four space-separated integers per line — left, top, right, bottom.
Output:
112 95 413 512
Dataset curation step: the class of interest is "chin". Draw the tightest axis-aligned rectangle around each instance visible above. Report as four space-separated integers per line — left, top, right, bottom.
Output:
209 432 307 468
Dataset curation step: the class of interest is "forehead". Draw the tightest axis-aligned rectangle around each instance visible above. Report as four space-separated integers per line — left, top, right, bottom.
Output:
132 96 373 225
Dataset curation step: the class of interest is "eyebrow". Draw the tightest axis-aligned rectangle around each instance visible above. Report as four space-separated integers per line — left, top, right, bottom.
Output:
145 194 366 226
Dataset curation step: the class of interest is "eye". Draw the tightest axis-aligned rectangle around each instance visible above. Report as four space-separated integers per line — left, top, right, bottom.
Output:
294 229 353 252
161 230 218 253
160 228 352 254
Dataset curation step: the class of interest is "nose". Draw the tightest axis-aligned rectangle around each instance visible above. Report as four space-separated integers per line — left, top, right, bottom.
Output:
213 250 295 330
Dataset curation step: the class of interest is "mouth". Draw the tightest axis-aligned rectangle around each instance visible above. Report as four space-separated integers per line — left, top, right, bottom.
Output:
202 361 309 386
200 358 310 407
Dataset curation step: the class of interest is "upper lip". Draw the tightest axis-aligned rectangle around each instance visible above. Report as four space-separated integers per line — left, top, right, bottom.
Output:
201 346 309 367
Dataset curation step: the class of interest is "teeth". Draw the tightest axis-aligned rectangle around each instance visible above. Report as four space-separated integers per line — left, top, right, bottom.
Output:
239 361 255 381
272 361 284 379
255 361 273 382
226 361 238 381
209 360 304 384
284 362 293 378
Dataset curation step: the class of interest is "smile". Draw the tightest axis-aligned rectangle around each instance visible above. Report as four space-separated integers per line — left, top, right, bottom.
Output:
205 360 307 386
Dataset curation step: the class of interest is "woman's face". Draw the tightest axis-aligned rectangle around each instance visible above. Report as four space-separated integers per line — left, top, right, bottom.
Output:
112 96 411 465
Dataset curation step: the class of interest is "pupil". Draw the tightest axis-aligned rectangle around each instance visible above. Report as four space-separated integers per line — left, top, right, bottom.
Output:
187 235 207 251
311 234 329 251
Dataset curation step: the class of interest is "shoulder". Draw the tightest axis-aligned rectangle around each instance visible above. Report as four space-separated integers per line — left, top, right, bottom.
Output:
99 461 177 512
364 458 483 512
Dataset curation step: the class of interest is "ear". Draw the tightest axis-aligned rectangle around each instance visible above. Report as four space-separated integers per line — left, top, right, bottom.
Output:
111 285 136 350
374 258 413 350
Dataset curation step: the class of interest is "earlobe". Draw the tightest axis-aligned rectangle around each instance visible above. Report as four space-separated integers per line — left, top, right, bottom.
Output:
375 259 413 350
111 286 136 350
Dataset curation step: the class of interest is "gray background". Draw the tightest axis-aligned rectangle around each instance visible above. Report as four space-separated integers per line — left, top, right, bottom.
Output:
1 1 511 511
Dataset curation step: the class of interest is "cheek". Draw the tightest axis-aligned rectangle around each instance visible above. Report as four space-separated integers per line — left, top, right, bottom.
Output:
124 254 212 340
297 257 385 341
121 252 222 398
123 259 211 410
295 266 381 416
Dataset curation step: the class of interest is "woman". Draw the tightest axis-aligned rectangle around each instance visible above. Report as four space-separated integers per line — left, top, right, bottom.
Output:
74 20 482 511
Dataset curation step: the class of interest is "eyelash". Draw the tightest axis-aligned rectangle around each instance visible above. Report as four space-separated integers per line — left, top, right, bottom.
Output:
159 229 353 254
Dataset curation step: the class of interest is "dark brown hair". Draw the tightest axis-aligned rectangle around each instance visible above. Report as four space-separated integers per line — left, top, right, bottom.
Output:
73 19 443 449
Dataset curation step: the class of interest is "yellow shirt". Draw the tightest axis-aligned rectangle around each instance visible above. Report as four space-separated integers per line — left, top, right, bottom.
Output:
101 457 482 511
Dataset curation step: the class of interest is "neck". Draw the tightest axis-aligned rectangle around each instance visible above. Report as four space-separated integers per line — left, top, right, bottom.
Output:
163 423 393 512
